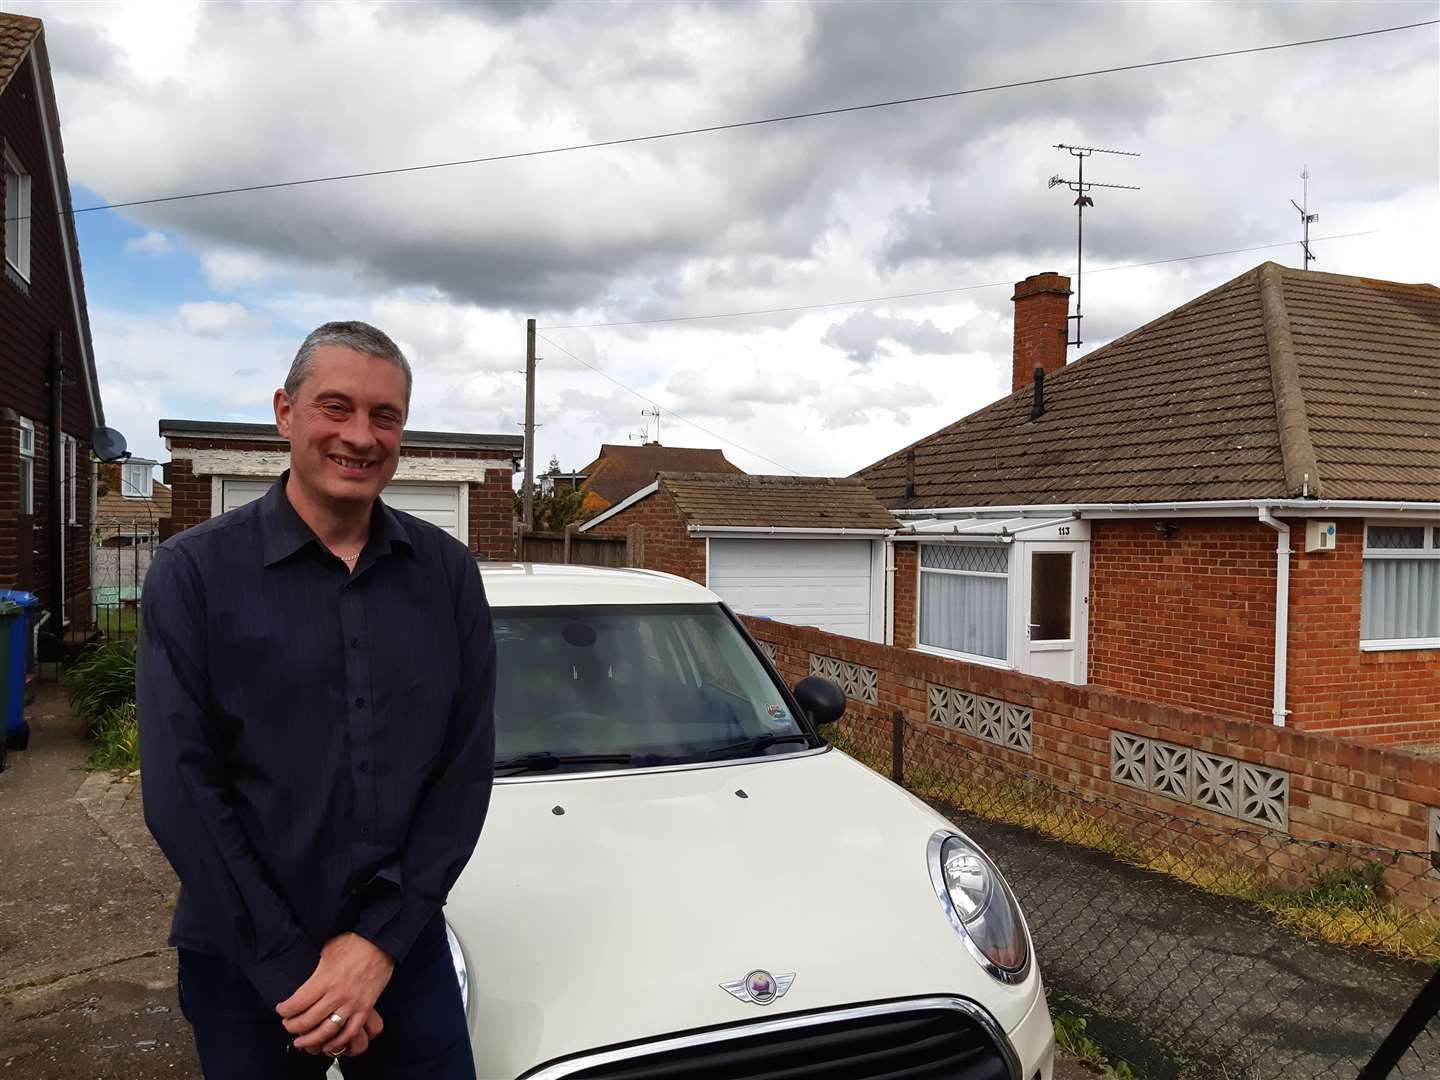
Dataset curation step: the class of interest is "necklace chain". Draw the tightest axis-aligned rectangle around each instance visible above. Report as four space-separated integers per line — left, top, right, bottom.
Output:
337 550 362 564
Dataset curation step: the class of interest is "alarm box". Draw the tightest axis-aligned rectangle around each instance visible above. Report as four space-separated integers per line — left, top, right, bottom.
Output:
1305 520 1337 552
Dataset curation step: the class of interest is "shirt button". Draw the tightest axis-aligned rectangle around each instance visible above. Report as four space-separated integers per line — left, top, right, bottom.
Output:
350 638 360 649
355 697 365 708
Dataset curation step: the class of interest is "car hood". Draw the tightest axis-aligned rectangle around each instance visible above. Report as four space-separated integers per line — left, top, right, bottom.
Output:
448 747 1039 1080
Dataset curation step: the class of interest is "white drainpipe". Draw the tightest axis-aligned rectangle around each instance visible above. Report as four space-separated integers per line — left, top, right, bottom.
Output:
884 539 896 647
1257 507 1291 727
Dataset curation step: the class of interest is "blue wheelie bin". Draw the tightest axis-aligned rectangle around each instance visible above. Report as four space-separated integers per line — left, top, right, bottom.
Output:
0 589 38 752
0 599 14 771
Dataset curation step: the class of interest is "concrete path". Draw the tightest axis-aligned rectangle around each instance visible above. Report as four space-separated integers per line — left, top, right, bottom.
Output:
952 809 1439 1079
0 682 197 1078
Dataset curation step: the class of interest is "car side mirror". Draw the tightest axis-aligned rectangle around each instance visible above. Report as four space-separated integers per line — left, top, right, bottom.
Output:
793 675 846 726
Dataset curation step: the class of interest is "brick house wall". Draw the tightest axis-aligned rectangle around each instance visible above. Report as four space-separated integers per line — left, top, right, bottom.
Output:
1088 519 1278 722
163 436 516 560
1 51 96 639
744 614 1440 912
1288 519 1440 744
584 487 706 584
892 517 1438 747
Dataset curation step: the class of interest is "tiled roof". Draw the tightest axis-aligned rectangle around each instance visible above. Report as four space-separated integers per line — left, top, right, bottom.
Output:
658 472 898 530
0 13 40 95
578 443 742 510
856 263 1440 508
96 482 172 533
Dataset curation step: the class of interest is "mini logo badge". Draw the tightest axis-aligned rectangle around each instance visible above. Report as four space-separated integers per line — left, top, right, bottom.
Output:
720 969 795 1006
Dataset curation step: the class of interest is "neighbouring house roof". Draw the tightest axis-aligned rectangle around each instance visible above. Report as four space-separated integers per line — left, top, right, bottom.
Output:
0 12 39 94
0 13 105 428
95 481 172 532
577 443 742 512
857 263 1440 508
158 419 523 454
660 473 899 530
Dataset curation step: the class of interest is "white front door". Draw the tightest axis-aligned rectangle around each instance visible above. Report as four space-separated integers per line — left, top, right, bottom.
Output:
706 538 880 641
1014 541 1088 684
218 478 466 540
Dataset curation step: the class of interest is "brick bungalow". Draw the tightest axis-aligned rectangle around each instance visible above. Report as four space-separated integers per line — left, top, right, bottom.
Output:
854 263 1440 747
1 13 108 656
574 442 741 519
581 472 898 641
159 420 523 561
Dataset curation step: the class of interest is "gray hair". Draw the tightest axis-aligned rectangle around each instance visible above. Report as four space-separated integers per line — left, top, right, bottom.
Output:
285 321 413 407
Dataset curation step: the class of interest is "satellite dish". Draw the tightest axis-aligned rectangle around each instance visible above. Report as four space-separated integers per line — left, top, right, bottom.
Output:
91 427 130 463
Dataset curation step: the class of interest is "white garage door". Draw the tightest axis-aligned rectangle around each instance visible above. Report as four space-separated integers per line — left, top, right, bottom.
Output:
219 479 465 539
707 538 875 640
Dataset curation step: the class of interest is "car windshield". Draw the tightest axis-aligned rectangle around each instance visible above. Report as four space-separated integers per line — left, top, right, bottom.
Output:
492 603 814 773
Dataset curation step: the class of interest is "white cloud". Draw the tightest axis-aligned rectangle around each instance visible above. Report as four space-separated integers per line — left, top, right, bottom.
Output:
177 301 271 336
25 0 1434 481
125 230 173 255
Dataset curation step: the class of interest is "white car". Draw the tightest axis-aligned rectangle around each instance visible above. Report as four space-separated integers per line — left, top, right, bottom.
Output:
444 563 1055 1080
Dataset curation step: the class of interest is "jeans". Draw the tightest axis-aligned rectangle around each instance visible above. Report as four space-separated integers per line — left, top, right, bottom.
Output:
177 915 475 1080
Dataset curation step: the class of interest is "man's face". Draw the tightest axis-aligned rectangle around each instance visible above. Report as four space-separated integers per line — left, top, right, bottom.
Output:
274 345 407 507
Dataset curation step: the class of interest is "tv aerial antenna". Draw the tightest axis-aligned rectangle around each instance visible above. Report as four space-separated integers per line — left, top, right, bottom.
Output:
1049 143 1140 349
629 407 662 444
1291 167 1318 270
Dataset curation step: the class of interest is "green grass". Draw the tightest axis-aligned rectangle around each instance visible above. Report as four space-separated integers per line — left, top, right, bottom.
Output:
64 642 139 771
84 702 140 772
1052 1010 1141 1078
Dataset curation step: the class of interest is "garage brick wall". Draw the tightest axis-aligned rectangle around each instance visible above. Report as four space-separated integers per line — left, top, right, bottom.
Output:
585 489 706 584
163 437 516 561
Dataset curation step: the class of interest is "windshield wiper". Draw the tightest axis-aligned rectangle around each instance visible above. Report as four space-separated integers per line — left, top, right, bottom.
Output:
704 733 813 759
494 752 634 776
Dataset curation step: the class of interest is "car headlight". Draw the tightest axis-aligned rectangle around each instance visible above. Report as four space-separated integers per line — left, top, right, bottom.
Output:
445 921 470 1013
927 831 1031 984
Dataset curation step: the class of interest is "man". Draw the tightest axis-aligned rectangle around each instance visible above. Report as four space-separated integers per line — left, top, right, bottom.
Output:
138 322 495 1078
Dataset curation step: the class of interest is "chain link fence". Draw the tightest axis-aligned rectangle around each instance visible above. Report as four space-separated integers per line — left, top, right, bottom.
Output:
826 710 1440 1079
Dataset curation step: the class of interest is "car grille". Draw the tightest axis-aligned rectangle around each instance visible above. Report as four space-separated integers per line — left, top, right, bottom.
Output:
527 999 1017 1080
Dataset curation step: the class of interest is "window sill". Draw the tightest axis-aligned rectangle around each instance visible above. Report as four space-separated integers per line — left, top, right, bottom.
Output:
4 262 29 294
913 642 1013 670
1359 639 1440 653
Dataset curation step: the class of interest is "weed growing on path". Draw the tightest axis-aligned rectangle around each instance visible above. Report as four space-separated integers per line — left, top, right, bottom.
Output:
1052 1010 1141 1078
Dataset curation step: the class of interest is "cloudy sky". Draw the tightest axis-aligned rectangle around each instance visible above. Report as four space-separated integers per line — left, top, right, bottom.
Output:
16 0 1440 479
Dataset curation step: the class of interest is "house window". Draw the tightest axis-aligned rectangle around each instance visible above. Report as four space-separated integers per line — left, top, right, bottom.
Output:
4 149 31 281
17 416 34 514
1361 523 1440 650
918 543 1010 662
121 462 153 499
65 434 78 524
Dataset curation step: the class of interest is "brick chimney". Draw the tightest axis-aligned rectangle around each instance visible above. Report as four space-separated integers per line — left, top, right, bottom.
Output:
1011 272 1072 392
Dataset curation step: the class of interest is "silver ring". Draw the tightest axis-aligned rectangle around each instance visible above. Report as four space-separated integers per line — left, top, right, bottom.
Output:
328 1012 345 1027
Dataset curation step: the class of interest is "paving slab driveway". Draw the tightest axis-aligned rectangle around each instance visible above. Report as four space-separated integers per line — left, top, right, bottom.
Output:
0 683 197 1078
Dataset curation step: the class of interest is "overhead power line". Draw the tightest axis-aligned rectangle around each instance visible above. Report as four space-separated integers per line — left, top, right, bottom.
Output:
534 332 801 475
538 229 1380 329
22 20 1434 222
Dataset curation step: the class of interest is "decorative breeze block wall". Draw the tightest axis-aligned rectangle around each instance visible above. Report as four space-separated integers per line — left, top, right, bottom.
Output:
926 683 1033 755
809 654 878 705
1111 731 1289 831
756 641 777 663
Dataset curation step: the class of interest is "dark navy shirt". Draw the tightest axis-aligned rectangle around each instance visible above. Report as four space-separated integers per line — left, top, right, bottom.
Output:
137 474 496 1007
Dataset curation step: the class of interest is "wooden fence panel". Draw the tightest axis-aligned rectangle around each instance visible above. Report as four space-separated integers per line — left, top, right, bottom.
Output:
519 530 628 567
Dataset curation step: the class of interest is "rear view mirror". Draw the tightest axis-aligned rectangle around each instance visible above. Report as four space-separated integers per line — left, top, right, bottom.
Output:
793 676 846 726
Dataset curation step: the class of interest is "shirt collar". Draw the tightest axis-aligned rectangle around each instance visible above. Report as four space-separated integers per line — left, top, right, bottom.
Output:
261 472 415 567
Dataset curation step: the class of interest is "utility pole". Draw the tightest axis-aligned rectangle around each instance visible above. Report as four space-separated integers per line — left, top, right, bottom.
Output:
522 318 536 531
1049 143 1140 349
1291 167 1318 270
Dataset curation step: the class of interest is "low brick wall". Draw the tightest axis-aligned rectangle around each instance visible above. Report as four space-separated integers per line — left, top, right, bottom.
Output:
744 615 1440 910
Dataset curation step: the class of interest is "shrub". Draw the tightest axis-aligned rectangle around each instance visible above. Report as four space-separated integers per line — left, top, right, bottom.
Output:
65 643 136 737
